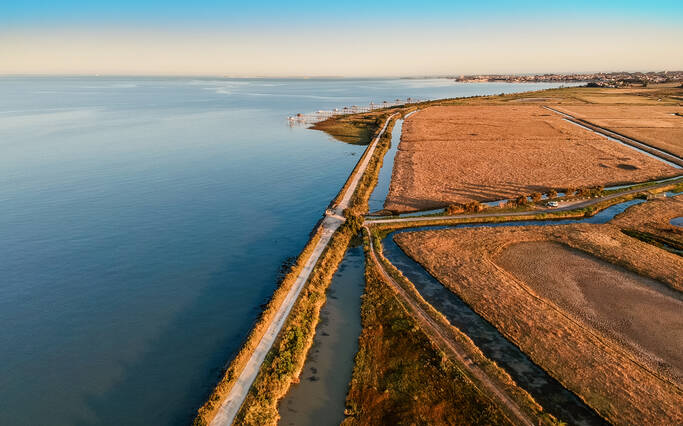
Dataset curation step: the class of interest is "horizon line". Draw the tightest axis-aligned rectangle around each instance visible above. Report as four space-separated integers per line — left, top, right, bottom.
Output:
1 70 680 79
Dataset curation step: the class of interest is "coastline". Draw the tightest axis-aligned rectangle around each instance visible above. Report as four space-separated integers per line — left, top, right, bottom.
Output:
196 82 683 425
193 111 399 425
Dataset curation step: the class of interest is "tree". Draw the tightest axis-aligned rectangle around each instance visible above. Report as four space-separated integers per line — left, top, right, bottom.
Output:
464 200 483 213
446 204 464 215
547 189 558 199
515 195 529 206
530 192 543 202
577 187 591 197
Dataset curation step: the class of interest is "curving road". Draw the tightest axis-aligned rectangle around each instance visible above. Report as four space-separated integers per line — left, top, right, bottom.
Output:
209 113 398 426
366 178 681 225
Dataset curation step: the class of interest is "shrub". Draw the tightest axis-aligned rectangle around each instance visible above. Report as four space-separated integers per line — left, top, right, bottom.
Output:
446 204 464 215
515 195 529 206
590 185 604 197
464 200 483 213
504 200 517 208
530 192 543 202
547 189 558 199
577 187 591 197
564 187 575 196
343 210 363 234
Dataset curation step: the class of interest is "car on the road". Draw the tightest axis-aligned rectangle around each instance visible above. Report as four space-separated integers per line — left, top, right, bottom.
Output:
545 201 559 208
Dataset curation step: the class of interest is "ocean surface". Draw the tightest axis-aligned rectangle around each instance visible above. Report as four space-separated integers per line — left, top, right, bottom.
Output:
0 77 569 425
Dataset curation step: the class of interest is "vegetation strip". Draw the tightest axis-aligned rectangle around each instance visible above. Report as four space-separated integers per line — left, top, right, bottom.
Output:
366 178 683 229
194 112 397 426
342 239 516 425
362 227 549 425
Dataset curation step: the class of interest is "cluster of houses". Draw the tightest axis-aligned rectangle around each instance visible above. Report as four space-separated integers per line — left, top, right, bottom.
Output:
454 71 683 87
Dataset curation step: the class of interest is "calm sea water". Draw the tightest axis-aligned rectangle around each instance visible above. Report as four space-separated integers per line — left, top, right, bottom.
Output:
0 77 569 425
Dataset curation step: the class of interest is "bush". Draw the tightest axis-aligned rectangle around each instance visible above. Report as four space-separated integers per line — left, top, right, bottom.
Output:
590 185 604 197
515 195 529 206
343 209 363 234
464 200 483 213
530 192 543 202
564 187 575 196
577 187 591 197
546 189 558 199
446 204 464 215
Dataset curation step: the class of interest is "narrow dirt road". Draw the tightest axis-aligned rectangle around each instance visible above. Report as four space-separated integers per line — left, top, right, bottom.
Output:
365 227 534 426
210 113 398 426
544 106 683 168
366 178 680 225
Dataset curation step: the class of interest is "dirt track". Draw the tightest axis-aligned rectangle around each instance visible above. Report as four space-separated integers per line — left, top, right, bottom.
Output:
393 208 683 424
385 105 678 212
365 228 533 426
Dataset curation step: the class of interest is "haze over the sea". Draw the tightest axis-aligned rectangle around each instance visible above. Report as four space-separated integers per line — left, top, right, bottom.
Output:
2 0 682 76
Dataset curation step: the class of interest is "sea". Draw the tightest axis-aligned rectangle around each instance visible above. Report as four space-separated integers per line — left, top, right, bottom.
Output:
0 77 570 425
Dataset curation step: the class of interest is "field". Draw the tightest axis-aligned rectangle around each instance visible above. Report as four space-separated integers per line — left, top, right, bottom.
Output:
393 198 683 424
496 241 682 373
554 105 683 157
612 195 683 254
384 104 679 212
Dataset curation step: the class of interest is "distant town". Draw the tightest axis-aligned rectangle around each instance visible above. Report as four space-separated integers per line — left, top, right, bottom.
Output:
453 71 683 87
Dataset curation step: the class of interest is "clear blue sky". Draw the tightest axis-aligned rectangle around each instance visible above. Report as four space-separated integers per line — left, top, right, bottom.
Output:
2 1 682 75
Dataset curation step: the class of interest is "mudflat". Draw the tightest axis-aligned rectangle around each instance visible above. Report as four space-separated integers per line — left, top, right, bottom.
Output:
496 241 683 375
555 105 683 157
385 105 678 212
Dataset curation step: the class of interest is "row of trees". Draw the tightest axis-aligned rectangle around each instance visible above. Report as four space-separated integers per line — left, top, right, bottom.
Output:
446 185 606 213
446 200 484 215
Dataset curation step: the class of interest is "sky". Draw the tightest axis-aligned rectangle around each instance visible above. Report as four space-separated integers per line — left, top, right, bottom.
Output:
1 1 682 76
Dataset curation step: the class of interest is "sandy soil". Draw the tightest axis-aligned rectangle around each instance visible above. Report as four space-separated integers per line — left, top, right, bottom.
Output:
496 241 683 374
393 200 683 424
555 105 683 157
385 105 678 212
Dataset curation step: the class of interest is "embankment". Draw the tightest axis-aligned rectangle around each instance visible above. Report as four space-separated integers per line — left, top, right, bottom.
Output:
193 111 398 426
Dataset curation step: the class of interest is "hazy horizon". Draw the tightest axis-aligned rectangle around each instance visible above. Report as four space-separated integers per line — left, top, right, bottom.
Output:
1 70 680 78
2 1 682 76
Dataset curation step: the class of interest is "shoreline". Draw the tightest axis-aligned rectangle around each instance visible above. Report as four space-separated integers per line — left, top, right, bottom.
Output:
196 83 682 425
193 111 398 426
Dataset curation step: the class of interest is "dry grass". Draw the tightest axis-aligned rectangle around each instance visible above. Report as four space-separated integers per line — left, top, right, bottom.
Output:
496 241 683 375
341 248 514 426
311 111 388 145
613 195 683 239
393 199 683 424
554 105 683 157
385 105 678 212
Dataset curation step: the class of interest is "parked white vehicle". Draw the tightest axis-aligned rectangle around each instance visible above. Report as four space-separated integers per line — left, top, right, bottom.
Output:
546 201 559 208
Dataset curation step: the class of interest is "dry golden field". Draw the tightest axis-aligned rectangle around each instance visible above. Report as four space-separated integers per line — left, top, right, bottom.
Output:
612 195 683 247
394 199 683 424
384 105 679 212
555 105 683 157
